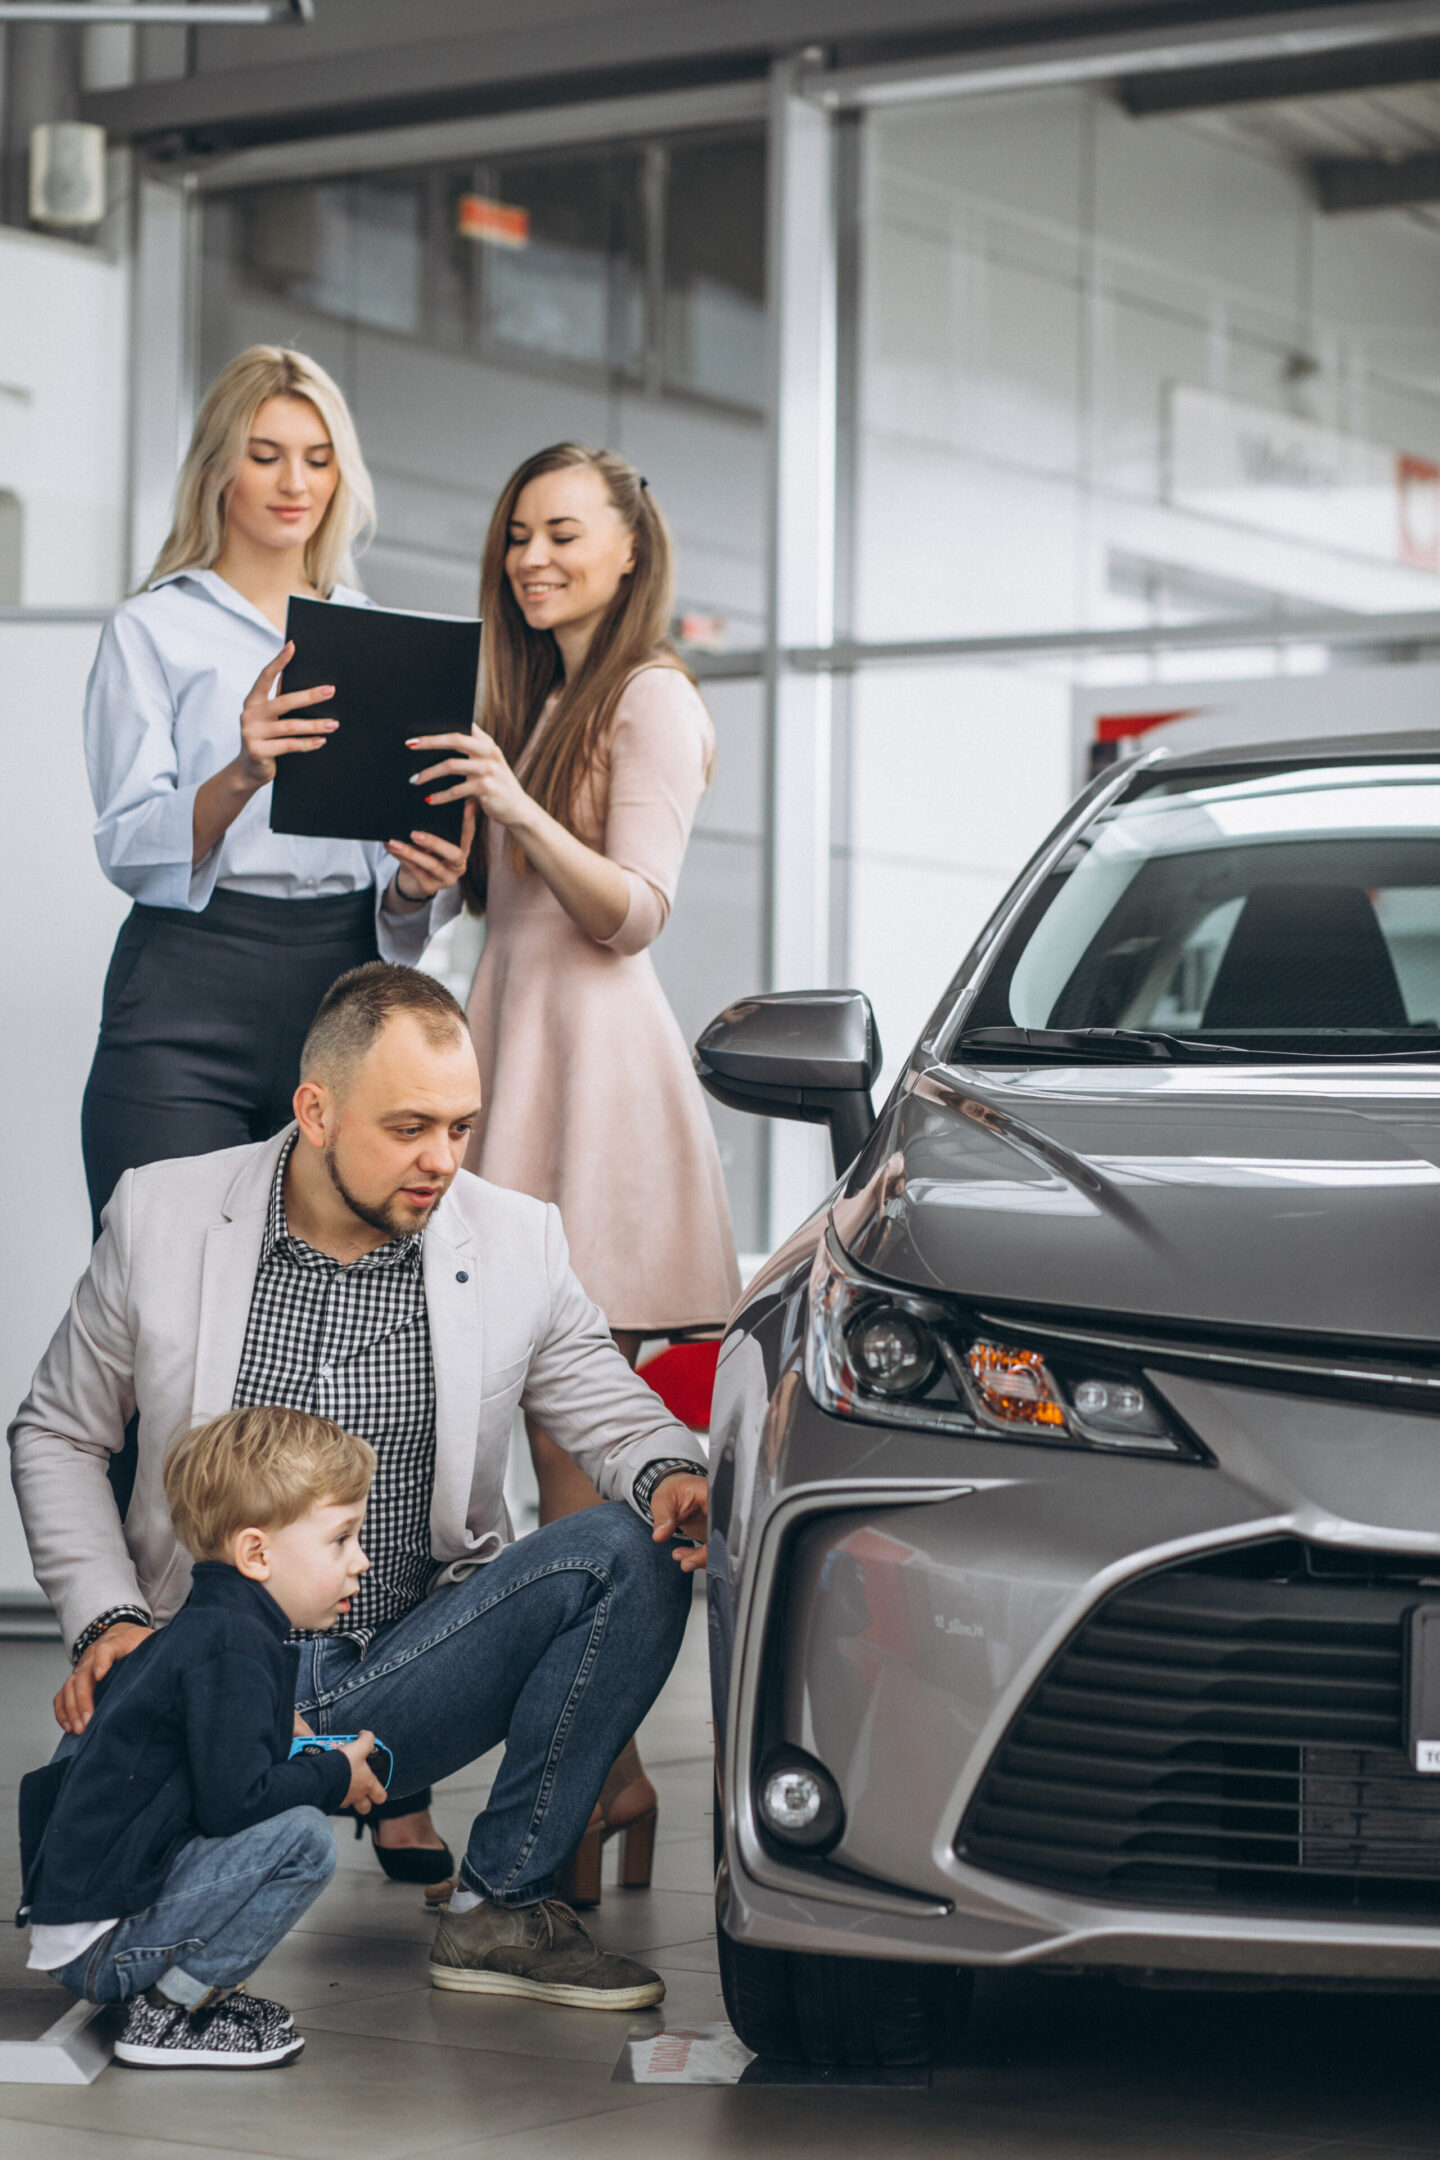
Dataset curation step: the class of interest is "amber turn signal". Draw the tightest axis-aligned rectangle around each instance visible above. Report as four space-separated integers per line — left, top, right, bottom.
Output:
966 1341 1066 1426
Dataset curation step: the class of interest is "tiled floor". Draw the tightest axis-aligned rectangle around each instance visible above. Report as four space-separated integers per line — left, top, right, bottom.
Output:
3 1598 1440 2157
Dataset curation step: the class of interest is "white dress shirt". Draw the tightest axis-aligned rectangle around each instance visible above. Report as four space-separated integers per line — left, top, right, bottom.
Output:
83 567 460 960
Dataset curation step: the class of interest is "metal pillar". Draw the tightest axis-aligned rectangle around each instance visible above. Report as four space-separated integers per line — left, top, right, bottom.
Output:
126 169 197 589
764 51 839 1246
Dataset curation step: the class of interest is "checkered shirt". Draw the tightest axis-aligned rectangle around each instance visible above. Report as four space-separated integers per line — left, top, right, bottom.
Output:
231 1134 436 1649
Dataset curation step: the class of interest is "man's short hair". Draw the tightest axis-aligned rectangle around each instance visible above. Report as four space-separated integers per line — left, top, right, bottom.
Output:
300 961 468 1096
164 1408 376 1562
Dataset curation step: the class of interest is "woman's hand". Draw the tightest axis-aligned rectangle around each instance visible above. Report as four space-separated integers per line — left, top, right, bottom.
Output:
385 799 477 906
405 728 534 831
192 643 338 866
404 725 631 942
238 642 338 788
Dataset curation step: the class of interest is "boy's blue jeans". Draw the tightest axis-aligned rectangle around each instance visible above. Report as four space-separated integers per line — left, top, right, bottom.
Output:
294 1502 692 1906
51 1807 334 2006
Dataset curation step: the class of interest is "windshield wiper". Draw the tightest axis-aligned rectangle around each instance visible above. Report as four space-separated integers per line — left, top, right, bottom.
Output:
954 1027 1440 1064
955 1027 1254 1063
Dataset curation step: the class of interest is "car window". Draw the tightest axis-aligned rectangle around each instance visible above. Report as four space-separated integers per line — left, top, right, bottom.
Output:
966 763 1440 1053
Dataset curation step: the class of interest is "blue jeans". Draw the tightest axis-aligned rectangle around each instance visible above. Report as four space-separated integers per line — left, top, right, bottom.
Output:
294 1502 691 1905
51 1807 335 2006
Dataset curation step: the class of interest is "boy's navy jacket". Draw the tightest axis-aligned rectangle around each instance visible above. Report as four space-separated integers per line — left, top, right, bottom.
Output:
19 1564 350 1926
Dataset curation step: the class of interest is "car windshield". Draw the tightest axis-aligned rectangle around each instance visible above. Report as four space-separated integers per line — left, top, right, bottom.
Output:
959 759 1440 1058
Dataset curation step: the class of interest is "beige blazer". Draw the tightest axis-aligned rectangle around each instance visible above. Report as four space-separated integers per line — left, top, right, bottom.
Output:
9 1128 699 1649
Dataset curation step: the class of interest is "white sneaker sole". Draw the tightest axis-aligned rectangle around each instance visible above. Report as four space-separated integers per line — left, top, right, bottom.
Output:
427 1963 664 2010
115 2035 305 2069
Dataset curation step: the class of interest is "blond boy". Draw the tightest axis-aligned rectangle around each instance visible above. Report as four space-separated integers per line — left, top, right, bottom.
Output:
19 1408 388 2070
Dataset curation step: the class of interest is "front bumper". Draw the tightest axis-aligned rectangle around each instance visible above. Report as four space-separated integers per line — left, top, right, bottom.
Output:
716 1373 1440 1979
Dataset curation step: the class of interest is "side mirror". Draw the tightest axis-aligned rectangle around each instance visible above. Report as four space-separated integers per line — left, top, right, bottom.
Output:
693 990 882 1178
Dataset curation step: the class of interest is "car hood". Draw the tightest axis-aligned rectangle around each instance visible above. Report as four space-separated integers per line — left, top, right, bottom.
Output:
838 1060 1440 1346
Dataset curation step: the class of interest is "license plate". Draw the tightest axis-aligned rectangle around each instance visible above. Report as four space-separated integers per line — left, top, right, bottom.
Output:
1404 1605 1440 1771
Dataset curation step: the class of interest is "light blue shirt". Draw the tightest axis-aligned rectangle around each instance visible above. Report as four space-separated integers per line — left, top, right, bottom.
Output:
83 567 460 961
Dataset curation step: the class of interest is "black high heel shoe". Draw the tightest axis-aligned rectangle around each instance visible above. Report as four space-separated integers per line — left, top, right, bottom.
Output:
356 1816 455 1884
352 1788 454 1886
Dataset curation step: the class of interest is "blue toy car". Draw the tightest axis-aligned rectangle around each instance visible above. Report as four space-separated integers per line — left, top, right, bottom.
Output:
289 1733 394 1791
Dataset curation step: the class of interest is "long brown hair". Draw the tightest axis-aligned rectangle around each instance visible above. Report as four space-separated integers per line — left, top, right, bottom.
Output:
464 443 692 911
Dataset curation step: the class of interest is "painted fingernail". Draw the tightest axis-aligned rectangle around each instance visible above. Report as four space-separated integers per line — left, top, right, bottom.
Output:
405 739 419 747
408 772 424 784
425 795 437 804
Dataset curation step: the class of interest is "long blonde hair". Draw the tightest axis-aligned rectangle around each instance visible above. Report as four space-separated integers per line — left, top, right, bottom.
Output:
466 442 692 912
147 346 375 594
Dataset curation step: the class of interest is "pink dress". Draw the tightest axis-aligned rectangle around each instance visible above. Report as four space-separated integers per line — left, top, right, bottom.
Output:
464 664 741 1333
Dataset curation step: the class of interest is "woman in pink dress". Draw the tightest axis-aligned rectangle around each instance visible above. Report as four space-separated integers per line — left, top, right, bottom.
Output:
406 443 740 1889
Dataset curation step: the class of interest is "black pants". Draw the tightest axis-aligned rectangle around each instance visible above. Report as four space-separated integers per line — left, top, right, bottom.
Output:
81 886 379 1240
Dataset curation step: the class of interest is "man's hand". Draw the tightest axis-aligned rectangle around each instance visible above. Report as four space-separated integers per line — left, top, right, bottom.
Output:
650 1473 708 1573
54 1621 154 1735
338 1729 388 1815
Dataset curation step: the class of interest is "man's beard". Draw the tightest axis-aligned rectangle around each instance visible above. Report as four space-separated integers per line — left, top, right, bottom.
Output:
324 1144 439 1240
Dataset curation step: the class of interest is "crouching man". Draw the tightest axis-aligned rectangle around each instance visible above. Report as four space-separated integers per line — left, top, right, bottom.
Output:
11 962 708 2010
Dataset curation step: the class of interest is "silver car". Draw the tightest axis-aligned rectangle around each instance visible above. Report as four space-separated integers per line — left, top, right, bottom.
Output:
696 732 1440 2069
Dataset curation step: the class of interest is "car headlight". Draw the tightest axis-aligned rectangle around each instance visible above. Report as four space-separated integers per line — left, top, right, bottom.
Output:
805 1223 1199 1459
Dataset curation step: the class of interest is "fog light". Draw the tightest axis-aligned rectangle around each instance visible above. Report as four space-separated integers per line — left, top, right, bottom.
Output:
763 1768 822 1831
756 1748 845 1852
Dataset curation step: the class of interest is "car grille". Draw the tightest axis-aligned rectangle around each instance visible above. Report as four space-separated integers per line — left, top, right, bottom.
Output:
958 1540 1440 1917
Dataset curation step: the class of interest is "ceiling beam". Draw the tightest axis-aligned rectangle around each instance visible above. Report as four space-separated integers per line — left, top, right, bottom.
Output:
80 0 1440 153
1119 32 1440 115
1315 149 1440 211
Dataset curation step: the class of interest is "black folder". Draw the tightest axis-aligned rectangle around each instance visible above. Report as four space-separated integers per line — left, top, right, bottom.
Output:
269 595 482 848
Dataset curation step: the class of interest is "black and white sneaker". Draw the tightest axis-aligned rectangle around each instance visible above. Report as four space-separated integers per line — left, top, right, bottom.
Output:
114 1987 304 2069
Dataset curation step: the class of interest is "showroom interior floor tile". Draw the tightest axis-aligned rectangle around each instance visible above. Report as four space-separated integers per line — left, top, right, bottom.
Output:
3 1592 1440 2158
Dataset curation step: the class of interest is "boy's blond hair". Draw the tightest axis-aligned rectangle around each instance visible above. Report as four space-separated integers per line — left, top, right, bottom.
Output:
164 1408 375 1563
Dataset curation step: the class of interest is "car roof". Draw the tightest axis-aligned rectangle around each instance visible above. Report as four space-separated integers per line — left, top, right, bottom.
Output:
1145 728 1440 776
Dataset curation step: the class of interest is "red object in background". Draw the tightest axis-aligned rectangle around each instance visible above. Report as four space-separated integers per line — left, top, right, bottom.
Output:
1397 453 1440 570
456 194 530 247
1094 708 1198 745
637 1341 720 1430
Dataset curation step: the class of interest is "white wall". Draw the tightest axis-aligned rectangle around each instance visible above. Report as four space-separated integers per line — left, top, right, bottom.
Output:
0 622 130 1597
0 225 128 606
0 225 131 1598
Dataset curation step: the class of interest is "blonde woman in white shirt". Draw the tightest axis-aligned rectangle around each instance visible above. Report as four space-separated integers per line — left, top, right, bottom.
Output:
81 345 473 1236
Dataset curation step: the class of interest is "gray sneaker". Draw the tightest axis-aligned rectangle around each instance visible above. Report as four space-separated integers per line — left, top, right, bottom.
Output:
113 1986 304 2069
428 1896 665 2010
